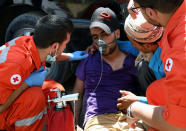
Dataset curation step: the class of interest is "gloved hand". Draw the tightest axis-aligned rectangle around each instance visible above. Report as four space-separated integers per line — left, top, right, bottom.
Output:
24 66 47 87
69 51 88 61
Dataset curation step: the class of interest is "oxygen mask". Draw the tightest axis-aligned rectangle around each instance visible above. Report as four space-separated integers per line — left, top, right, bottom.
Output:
96 39 108 53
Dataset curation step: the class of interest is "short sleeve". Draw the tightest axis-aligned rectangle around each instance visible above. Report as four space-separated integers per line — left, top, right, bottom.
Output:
76 58 88 81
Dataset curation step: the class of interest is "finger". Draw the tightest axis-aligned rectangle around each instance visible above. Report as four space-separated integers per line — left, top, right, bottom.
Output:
82 54 89 58
117 97 124 102
37 66 44 72
93 43 98 48
119 90 131 95
117 95 128 101
117 103 122 108
85 48 89 54
90 48 95 54
117 96 125 102
117 103 125 110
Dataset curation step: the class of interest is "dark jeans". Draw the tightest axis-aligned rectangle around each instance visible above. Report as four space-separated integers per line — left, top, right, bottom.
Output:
137 60 156 96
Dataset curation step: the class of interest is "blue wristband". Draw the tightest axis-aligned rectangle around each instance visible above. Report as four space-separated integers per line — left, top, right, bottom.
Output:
138 96 148 104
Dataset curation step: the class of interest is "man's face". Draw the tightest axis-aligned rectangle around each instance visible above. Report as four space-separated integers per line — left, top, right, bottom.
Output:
90 27 117 56
127 35 157 53
56 32 71 56
134 1 162 27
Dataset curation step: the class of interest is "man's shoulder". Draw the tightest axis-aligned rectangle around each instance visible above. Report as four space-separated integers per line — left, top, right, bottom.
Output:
82 51 100 61
0 36 34 71
121 51 136 60
1 38 30 64
77 52 100 70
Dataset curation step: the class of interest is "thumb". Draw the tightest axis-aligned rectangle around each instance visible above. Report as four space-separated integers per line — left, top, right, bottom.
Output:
82 54 89 59
41 69 48 77
37 66 44 72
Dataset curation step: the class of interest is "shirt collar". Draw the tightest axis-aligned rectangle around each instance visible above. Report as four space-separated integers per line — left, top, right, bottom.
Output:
27 36 42 70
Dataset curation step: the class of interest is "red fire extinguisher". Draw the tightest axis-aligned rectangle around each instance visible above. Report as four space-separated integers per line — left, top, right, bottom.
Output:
42 79 75 131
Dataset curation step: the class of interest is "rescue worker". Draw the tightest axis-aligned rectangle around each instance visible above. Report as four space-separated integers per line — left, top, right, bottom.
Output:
118 0 186 130
0 15 74 131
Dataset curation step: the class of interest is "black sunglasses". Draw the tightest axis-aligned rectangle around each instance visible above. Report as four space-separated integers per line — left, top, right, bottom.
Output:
129 4 151 13
129 5 145 13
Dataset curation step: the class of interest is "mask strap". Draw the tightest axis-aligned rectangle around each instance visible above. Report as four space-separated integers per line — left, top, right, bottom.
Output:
107 32 117 47
54 44 59 57
48 48 52 56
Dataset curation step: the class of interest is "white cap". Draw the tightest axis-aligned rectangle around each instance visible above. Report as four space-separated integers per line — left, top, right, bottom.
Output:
124 11 163 43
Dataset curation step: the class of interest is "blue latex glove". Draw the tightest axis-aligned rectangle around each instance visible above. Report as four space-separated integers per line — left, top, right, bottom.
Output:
69 51 88 61
24 66 47 87
118 40 139 57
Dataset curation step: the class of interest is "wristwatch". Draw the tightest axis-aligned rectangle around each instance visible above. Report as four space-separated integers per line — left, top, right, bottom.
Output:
127 103 135 119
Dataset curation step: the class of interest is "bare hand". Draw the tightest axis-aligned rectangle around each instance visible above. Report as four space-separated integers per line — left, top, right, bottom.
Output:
117 90 138 112
56 53 70 61
85 43 98 54
127 115 139 129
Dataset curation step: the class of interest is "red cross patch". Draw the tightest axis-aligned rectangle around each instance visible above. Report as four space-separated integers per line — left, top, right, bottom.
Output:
10 74 22 85
165 58 173 72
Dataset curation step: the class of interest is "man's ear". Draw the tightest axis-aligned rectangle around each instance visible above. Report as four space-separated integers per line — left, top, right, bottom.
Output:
115 29 120 39
145 8 158 21
51 42 59 52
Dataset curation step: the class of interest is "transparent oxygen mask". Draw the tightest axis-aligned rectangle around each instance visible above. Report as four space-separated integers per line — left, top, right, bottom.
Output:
96 39 107 53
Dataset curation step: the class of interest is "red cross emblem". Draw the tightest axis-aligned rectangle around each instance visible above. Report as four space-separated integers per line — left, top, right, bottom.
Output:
166 60 171 69
13 77 19 83
10 74 21 85
165 58 173 72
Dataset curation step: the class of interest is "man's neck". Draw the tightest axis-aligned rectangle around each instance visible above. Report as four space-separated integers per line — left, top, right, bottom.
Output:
103 46 126 71
158 12 174 27
158 0 183 27
37 47 49 62
103 46 123 60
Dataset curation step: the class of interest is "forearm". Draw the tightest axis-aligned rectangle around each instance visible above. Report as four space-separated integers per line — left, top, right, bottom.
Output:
131 102 186 131
72 87 83 125
56 53 70 61
0 82 29 113
74 97 83 125
72 77 85 125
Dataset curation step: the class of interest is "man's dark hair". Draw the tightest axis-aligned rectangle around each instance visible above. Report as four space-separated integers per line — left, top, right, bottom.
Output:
33 15 73 48
134 0 183 13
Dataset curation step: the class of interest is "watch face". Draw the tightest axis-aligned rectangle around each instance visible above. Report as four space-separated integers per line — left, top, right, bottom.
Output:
127 104 135 119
